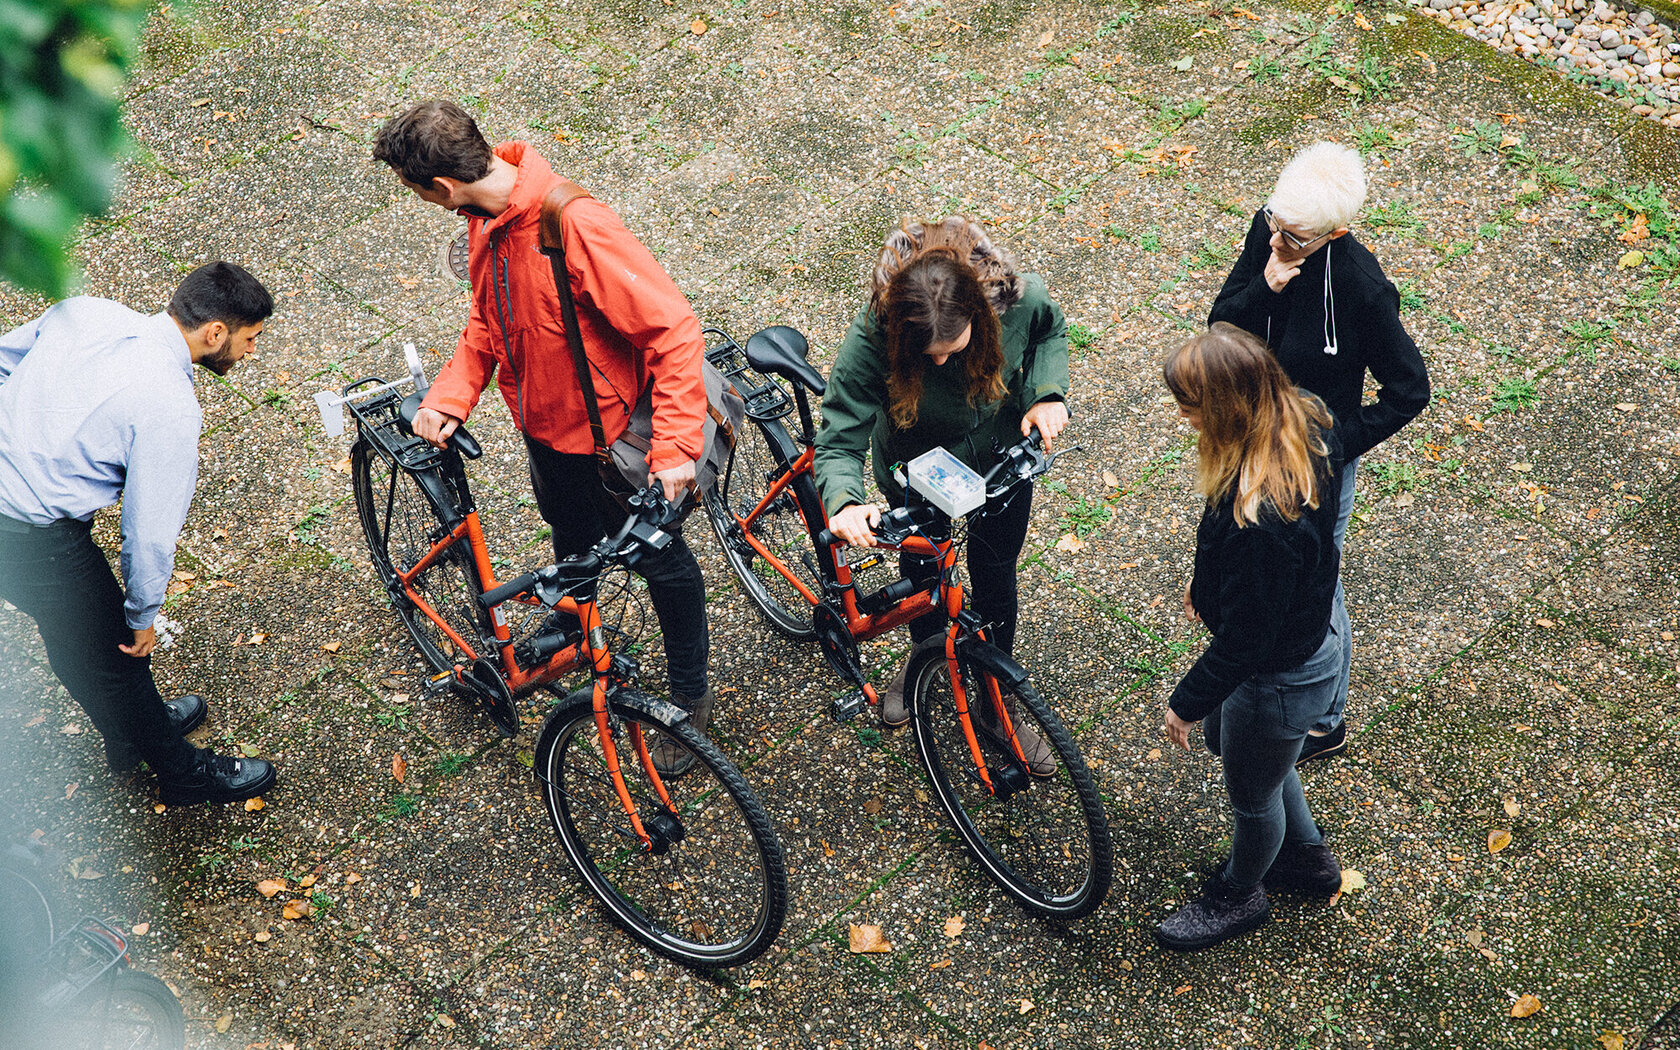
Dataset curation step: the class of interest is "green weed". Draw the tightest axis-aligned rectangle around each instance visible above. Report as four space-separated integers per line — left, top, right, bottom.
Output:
1067 322 1097 355
1562 318 1615 361
1371 461 1420 497
1364 199 1422 237
1490 377 1539 413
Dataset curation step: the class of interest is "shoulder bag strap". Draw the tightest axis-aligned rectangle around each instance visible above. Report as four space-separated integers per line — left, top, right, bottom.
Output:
537 180 615 471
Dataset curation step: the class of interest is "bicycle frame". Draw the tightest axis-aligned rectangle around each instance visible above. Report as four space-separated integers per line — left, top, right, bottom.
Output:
347 380 679 851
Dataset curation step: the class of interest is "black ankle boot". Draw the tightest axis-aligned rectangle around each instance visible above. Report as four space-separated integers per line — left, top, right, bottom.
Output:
1265 841 1343 897
1155 873 1270 951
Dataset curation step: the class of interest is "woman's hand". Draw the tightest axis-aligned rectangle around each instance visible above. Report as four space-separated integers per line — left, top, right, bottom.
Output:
828 503 882 547
1163 706 1197 753
1182 579 1200 624
1022 399 1069 452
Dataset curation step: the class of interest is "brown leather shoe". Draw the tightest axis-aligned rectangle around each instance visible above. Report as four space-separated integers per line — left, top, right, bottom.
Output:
880 638 945 728
652 687 713 778
977 694 1056 777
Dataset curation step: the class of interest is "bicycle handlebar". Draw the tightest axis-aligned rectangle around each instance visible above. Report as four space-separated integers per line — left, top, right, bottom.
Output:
477 486 679 610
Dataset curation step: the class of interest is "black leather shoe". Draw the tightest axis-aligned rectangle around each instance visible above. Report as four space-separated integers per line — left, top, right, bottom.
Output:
1295 722 1347 768
157 749 277 806
1156 873 1270 952
1265 841 1343 897
107 695 212 772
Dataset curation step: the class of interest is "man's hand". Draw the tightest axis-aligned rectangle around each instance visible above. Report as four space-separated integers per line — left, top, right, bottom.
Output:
650 459 698 505
1022 399 1070 452
412 406 461 449
828 503 881 548
1264 248 1302 293
1182 579 1200 624
1163 705 1197 753
120 626 157 658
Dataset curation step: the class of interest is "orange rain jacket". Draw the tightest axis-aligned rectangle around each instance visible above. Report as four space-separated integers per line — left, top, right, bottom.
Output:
420 142 707 473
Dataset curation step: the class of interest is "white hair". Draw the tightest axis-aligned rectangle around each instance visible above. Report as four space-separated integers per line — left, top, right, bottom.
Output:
1267 142 1367 234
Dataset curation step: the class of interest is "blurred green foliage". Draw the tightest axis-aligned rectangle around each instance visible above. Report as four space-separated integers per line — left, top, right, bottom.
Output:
0 0 149 297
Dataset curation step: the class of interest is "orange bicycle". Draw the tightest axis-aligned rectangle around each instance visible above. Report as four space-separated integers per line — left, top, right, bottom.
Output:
702 328 1112 920
338 357 786 967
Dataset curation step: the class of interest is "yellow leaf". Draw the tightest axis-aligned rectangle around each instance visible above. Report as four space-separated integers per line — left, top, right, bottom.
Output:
410 881 422 898
690 16 707 33
1173 983 1192 996
131 922 149 936
321 640 342 653
930 958 953 970
1146 747 1162 761
1353 11 1373 29
192 98 212 108
282 899 313 921
1599 1032 1626 1050
257 879 286 898
1018 998 1035 1014
1502 798 1520 818
299 874 317 889
1617 250 1645 270
392 753 408 784
1510 993 1542 1018
216 1013 233 1034
821 839 835 858
1055 533 1086 553
1489 829 1513 853
153 803 167 814
1534 618 1555 628
345 872 363 885
847 923 892 953
248 633 267 645
1036 28 1054 47
1102 470 1121 489
244 797 266 812
1509 462 1532 473
1339 869 1367 895
748 978 767 989
943 915 966 938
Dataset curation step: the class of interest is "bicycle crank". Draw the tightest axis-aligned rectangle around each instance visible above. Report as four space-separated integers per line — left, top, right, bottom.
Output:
812 603 869 722
450 657 519 738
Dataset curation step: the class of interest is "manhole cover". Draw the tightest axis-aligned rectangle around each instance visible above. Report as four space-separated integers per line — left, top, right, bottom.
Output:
442 229 470 281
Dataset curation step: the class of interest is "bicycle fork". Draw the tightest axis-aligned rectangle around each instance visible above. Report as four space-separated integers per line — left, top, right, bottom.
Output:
943 620 1036 800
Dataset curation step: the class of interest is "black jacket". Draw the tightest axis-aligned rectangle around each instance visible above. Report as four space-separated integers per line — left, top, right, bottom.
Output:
1168 428 1343 723
1209 212 1430 461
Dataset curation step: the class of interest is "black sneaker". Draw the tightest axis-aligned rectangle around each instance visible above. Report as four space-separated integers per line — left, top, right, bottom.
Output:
157 749 277 806
1265 841 1344 897
1295 722 1347 768
107 695 210 773
1156 873 1271 952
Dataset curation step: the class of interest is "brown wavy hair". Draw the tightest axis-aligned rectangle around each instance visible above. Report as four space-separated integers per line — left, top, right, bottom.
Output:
1163 322 1333 526
871 218 1015 428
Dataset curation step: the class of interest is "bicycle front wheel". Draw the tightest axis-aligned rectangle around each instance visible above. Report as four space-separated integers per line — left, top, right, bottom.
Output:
703 418 820 640
534 691 787 968
351 439 489 672
908 646 1113 920
80 971 186 1050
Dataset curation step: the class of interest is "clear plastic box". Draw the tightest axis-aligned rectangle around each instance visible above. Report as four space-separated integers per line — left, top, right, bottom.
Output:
907 447 985 518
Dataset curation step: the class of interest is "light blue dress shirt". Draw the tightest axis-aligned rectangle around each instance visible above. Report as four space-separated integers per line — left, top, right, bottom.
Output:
0 298 202 629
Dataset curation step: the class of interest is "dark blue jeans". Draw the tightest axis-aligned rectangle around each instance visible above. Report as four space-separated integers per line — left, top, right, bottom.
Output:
1203 605 1345 889
524 439 709 700
0 514 197 775
901 481 1032 658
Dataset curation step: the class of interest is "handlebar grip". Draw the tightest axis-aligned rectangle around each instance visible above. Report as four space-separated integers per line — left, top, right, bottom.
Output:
451 425 482 459
479 571 538 609
816 528 839 548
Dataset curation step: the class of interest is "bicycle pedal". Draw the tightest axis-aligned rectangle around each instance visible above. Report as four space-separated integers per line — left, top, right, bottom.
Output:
421 669 456 698
829 691 867 723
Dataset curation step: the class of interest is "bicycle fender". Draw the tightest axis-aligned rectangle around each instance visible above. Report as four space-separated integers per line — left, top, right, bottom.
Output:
958 638 1029 690
538 686 690 746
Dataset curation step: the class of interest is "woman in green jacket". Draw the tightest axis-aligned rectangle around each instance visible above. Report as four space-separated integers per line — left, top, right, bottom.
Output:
815 217 1071 729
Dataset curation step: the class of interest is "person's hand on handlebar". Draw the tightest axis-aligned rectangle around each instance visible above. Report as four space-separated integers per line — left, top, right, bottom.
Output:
413 406 462 448
650 459 697 505
1022 399 1069 452
829 502 882 548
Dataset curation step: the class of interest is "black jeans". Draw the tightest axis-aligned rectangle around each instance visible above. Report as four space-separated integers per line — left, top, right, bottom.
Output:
901 481 1033 658
524 438 709 700
0 514 197 775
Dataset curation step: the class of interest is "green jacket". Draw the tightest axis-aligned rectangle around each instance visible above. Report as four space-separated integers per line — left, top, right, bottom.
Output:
814 273 1069 516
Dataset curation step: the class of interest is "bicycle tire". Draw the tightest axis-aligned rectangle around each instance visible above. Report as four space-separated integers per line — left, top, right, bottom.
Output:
82 971 185 1050
534 690 787 968
0 854 56 963
703 417 821 640
907 645 1113 920
351 439 491 673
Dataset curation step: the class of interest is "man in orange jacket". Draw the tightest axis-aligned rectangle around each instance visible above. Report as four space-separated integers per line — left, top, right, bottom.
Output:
373 100 713 774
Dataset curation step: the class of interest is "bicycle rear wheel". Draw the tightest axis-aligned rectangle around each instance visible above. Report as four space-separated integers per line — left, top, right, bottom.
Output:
78 971 185 1050
908 645 1112 920
351 439 490 672
535 691 787 968
703 418 820 640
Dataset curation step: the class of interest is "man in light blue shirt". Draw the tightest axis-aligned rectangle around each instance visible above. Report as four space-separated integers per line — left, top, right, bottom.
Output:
0 261 280 805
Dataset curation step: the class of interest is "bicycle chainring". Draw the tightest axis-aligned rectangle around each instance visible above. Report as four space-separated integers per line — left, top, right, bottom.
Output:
459 657 519 737
812 602 865 689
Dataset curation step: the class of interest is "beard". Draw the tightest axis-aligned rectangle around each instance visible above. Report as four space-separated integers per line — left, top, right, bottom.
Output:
199 340 241 376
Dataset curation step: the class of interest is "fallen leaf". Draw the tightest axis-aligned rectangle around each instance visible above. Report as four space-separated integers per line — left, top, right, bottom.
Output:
410 881 422 899
331 456 352 474
1055 533 1086 553
1018 998 1035 1014
690 16 707 33
930 958 953 970
192 98 212 107
1119 959 1133 971
1600 1032 1627 1050
1339 869 1367 895
249 633 268 645
847 924 892 953
257 879 286 898
1465 929 1484 948
299 874 317 889
1479 946 1499 962
62 723 84 735
436 1015 456 1029
392 754 408 784
254 930 272 943
1617 250 1645 270
1173 983 1192 996
1488 829 1512 854
862 797 883 815
1510 994 1542 1018
1614 402 1637 413
1394 491 1415 508
321 641 342 653
1509 462 1532 473
1662 631 1675 641
1102 470 1121 488
1353 11 1373 29
245 796 267 813
747 978 767 989
24 714 44 728
1502 799 1520 818
943 915 966 938
240 742 260 758
629 970 647 981
821 839 835 858
64 782 78 800
216 1013 233 1034
1146 747 1162 760
131 923 149 936
1534 618 1556 628
282 899 314 921
1036 28 1054 46
346 872 363 885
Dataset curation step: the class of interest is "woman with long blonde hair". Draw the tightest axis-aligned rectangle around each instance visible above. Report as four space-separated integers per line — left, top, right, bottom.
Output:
1155 321 1348 951
814 217 1071 748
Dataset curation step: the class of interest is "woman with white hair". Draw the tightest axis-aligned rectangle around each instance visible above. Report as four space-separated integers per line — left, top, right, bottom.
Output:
1209 141 1430 767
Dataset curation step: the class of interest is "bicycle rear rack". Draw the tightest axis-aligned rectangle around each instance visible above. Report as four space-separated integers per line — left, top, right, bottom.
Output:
336 379 449 473
704 327 793 423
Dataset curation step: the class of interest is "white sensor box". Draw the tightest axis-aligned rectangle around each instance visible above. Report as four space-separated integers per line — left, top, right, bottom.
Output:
906 447 985 518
